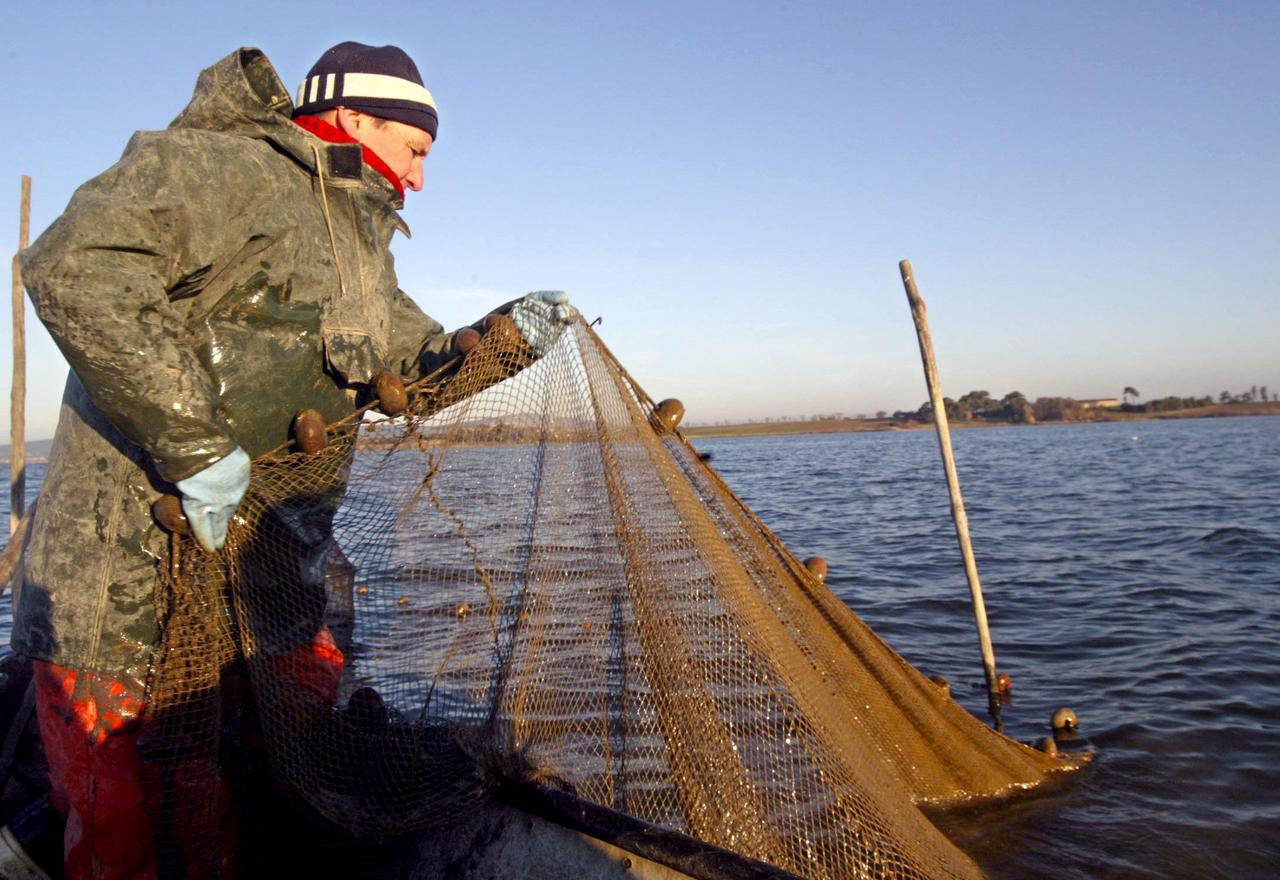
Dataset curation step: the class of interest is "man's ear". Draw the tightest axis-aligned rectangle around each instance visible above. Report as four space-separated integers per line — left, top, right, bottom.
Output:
333 106 363 137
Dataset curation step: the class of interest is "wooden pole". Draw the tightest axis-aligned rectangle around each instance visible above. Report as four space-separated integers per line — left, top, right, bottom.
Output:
11 176 30 536
898 259 1003 728
0 503 34 592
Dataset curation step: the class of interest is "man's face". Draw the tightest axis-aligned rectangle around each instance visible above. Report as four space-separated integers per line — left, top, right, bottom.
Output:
337 108 433 192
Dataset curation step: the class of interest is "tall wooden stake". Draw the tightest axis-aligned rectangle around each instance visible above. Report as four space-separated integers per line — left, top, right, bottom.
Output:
11 176 30 536
899 259 1003 729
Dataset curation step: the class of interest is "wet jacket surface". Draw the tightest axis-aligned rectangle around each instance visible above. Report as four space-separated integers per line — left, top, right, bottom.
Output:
15 48 460 679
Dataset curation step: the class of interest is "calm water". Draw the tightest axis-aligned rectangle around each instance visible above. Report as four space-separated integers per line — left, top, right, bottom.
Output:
0 463 42 651
696 416 1280 879
4 416 1278 878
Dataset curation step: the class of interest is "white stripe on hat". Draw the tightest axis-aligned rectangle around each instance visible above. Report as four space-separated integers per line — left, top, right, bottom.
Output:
324 73 336 100
308 76 320 104
340 72 436 111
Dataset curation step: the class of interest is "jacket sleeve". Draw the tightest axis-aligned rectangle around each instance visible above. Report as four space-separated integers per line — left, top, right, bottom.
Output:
21 132 239 483
385 288 462 381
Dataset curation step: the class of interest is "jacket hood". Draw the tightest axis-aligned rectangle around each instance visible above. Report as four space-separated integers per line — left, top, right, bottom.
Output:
169 48 296 144
169 48 403 208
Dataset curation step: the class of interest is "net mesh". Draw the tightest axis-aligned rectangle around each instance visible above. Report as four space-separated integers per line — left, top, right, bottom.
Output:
141 316 1074 878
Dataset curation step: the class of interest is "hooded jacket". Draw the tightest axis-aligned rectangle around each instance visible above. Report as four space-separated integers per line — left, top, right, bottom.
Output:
15 48 460 679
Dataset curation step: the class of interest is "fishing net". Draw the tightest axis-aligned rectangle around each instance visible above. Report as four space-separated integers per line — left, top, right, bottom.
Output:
141 315 1075 878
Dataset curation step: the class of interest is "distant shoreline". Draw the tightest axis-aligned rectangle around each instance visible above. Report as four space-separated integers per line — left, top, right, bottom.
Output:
2 403 1276 460
682 401 1280 439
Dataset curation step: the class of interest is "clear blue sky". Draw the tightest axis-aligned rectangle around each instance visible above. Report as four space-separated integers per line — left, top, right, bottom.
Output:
1 1 1276 438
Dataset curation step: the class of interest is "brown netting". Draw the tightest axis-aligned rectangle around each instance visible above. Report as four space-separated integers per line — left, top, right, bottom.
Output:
140 316 1077 878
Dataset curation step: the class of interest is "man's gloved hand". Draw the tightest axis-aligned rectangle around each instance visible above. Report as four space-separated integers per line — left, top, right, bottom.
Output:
509 290 578 357
175 447 252 553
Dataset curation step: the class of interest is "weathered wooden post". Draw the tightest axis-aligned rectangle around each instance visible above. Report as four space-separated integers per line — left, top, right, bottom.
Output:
899 259 1003 728
10 175 30 536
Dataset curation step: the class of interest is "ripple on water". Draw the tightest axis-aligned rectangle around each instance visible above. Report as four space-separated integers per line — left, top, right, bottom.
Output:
699 416 1280 878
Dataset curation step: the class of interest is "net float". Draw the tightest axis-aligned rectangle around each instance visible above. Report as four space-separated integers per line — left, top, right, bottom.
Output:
456 603 471 618
151 495 189 535
292 409 328 454
484 312 519 339
346 686 387 731
650 398 685 433
1051 707 1079 731
802 556 828 582
356 585 369 596
1038 737 1059 756
398 595 411 607
479 313 529 356
456 327 482 354
929 675 951 698
996 672 1013 694
372 371 408 416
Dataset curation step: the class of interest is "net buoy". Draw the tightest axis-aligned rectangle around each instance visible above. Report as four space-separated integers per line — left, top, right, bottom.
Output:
372 371 408 416
803 556 828 583
456 326 481 354
1051 707 1079 731
651 399 685 433
996 672 1013 694
346 686 387 731
484 312 519 337
292 409 328 454
151 495 189 535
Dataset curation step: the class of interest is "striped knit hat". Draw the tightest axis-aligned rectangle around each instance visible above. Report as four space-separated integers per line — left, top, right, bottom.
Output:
294 41 438 140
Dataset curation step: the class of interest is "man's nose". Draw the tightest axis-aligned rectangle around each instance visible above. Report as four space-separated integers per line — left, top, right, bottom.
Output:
404 160 425 192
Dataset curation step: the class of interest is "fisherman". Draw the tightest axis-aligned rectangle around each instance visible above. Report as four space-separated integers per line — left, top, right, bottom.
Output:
5 42 574 879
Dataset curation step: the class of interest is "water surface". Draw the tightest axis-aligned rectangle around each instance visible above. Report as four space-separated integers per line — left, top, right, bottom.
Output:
4 415 1277 877
697 416 1280 879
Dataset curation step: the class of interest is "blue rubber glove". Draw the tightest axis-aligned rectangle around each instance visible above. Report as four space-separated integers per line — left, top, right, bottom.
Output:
176 447 252 552
510 290 578 356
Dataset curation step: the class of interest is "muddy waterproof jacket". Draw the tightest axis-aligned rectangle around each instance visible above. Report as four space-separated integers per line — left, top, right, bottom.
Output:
15 48 462 679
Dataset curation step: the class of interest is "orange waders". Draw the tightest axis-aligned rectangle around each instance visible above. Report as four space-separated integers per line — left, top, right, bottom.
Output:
33 629 344 880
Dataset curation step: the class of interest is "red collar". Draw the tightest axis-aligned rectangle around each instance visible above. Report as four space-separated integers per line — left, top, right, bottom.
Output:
292 115 405 200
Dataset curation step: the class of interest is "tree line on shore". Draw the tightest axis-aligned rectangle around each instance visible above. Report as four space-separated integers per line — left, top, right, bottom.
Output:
681 385 1274 429
891 385 1273 425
